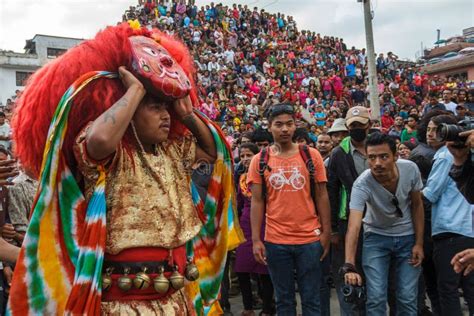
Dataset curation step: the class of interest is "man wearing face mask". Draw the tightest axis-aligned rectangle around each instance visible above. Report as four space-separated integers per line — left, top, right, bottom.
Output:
327 106 371 314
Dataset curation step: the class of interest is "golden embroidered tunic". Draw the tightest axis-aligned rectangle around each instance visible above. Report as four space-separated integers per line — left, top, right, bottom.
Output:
74 126 201 315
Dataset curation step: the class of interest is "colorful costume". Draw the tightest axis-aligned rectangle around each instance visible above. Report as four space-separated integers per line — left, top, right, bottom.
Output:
7 22 243 315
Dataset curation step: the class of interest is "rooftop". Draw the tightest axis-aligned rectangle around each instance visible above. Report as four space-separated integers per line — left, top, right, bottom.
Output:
422 54 474 74
0 50 37 58
425 42 474 59
24 34 85 53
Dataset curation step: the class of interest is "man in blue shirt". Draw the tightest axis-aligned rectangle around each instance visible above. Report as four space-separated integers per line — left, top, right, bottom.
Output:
423 114 474 315
422 92 446 117
345 60 356 82
314 105 326 127
183 15 190 28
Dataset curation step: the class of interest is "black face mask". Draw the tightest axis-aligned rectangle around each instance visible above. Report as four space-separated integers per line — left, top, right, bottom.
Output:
349 128 367 142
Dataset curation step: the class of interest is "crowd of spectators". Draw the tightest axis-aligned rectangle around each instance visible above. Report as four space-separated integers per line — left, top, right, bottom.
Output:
0 1 473 315
122 1 473 152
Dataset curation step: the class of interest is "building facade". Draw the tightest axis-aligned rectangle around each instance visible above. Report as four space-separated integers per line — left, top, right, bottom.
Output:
421 27 474 81
423 55 474 80
0 35 83 105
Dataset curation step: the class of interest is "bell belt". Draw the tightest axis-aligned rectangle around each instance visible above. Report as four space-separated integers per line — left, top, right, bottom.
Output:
103 260 174 275
102 246 187 302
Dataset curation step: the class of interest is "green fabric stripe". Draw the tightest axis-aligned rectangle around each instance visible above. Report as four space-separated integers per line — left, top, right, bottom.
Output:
339 136 351 153
338 185 348 220
75 252 98 278
58 169 83 265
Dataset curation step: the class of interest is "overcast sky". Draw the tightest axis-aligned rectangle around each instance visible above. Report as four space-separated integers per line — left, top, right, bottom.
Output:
0 0 472 60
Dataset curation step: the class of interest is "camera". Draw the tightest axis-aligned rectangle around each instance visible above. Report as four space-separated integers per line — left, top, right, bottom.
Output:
437 118 474 148
342 284 367 306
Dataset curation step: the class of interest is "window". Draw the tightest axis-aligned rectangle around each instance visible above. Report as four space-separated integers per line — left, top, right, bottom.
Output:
16 71 34 86
47 47 67 58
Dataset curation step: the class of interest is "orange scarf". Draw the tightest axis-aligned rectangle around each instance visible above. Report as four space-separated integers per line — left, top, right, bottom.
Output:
239 173 252 198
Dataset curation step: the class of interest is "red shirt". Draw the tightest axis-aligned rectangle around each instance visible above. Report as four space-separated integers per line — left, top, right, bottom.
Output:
381 115 394 130
232 9 240 19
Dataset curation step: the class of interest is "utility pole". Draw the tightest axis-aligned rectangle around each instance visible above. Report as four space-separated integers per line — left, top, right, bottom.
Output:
421 41 424 60
361 0 380 121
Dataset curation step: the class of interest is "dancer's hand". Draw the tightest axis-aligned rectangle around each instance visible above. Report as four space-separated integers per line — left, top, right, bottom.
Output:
174 95 194 118
118 66 144 92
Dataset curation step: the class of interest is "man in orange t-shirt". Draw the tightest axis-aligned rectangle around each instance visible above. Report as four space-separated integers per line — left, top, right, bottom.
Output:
248 103 331 315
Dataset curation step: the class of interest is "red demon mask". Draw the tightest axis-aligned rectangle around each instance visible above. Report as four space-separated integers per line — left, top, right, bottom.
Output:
129 35 192 100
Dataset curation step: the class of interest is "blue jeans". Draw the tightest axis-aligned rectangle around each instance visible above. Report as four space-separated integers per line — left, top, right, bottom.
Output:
362 233 420 316
265 241 323 316
320 254 331 316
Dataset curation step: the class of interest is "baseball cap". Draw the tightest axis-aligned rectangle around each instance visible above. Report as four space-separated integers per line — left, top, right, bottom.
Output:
328 118 348 134
345 106 370 126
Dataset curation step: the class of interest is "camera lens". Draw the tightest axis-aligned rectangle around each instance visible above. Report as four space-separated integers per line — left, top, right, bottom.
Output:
437 123 464 142
342 284 353 297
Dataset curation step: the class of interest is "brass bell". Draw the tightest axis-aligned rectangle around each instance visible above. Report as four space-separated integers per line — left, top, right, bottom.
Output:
153 266 170 294
184 259 200 281
133 267 151 290
170 265 185 290
101 267 114 291
117 267 133 291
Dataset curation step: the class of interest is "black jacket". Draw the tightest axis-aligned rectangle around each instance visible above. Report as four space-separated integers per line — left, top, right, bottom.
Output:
327 137 360 234
450 159 474 204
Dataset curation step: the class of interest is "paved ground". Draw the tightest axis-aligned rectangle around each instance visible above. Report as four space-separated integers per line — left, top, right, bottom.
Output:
228 288 341 315
228 289 470 315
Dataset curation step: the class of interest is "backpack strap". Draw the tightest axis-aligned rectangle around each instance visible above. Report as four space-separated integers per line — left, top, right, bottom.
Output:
299 144 317 213
258 146 271 201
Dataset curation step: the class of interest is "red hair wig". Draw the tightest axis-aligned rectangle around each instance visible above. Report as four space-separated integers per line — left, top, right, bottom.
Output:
13 23 198 177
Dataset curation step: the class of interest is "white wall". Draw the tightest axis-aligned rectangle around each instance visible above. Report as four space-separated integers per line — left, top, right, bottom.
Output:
0 53 40 105
0 68 21 105
0 35 83 104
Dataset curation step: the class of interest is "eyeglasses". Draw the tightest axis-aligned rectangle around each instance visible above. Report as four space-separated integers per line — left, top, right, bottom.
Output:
268 104 295 118
391 195 403 218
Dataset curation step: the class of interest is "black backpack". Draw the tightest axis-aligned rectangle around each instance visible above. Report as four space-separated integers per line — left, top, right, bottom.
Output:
258 144 317 215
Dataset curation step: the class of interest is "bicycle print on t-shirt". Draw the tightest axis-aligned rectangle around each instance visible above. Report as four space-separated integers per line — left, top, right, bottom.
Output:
268 165 306 191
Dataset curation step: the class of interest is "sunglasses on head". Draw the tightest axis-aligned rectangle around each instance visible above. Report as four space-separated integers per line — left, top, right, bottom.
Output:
268 104 295 118
391 195 403 218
